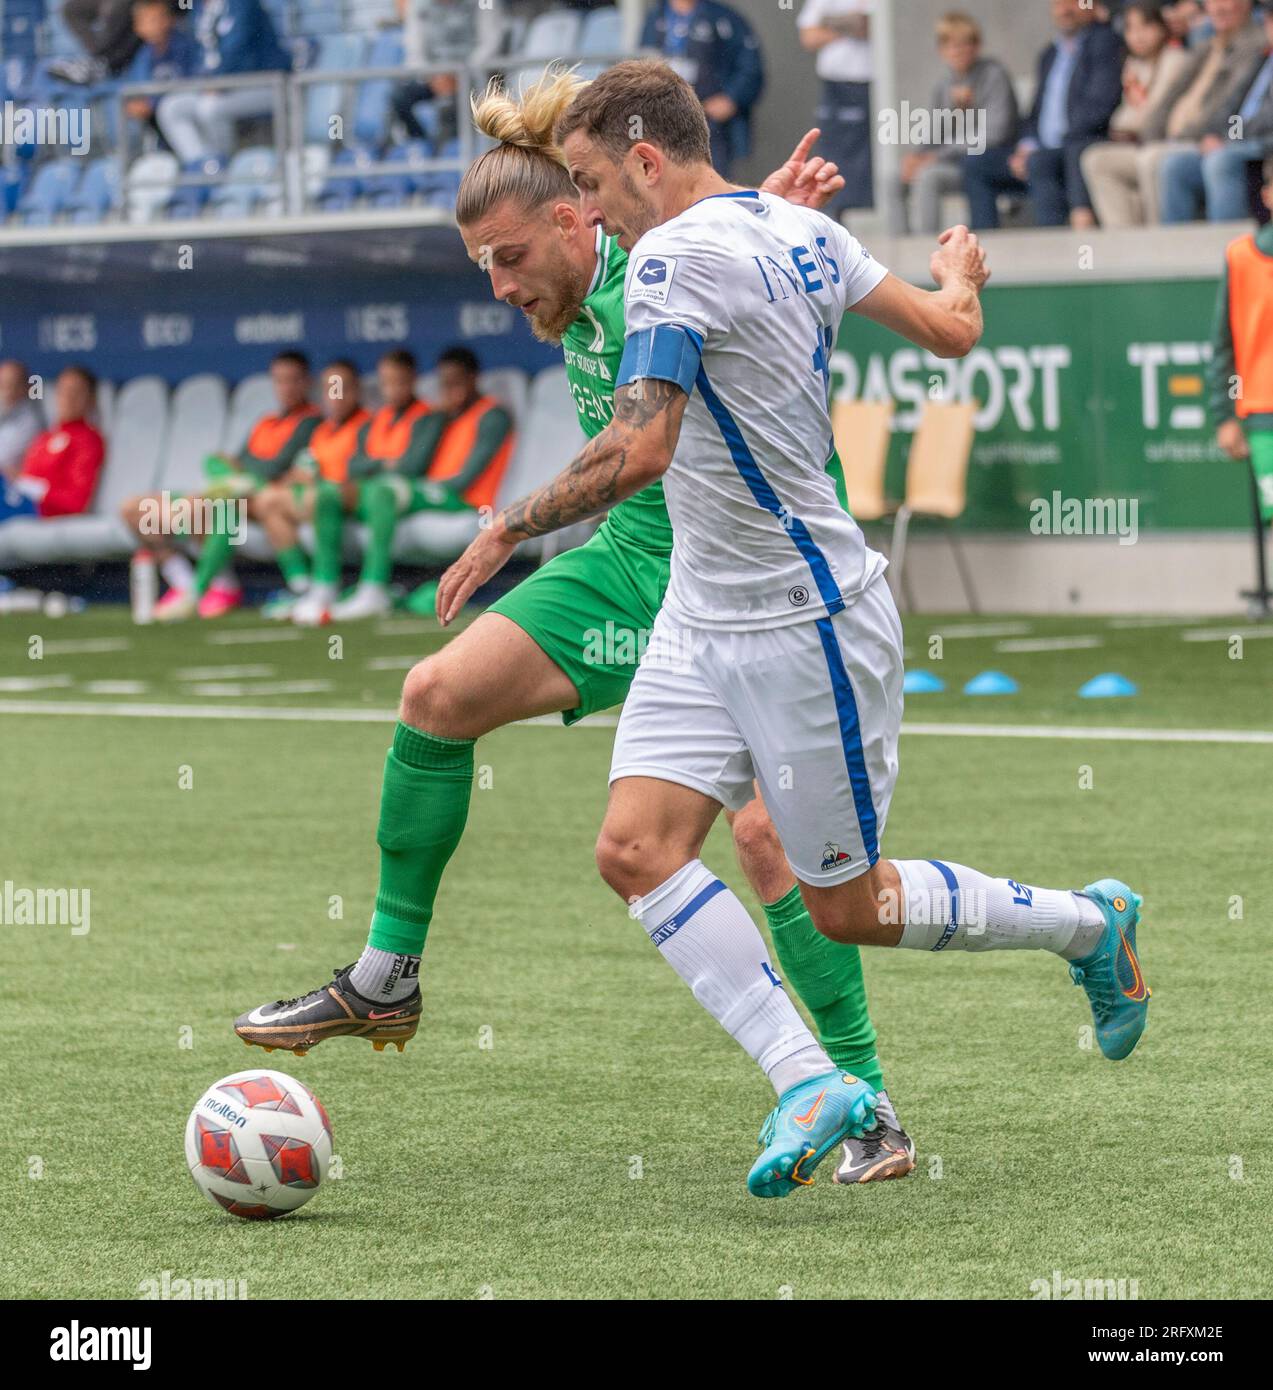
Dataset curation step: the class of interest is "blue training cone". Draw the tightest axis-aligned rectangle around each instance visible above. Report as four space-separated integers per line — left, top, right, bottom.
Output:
903 670 946 694
1078 672 1138 698
963 670 1019 696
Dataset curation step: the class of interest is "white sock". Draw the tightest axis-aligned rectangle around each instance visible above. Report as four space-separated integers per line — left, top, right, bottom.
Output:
892 860 1105 958
632 860 834 1097
160 553 194 591
349 946 420 1002
213 565 241 593
286 572 309 594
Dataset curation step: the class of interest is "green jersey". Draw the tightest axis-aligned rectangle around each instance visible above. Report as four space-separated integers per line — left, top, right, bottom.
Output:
561 231 675 554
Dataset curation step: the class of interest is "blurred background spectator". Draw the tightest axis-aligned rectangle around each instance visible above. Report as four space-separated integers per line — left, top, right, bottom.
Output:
963 0 1123 230
886 10 1018 235
1160 1 1273 221
798 0 875 212
1164 0 1216 45
1082 1 1192 227
122 0 201 137
640 0 764 178
0 362 46 483
393 0 507 148
50 0 147 83
156 0 292 166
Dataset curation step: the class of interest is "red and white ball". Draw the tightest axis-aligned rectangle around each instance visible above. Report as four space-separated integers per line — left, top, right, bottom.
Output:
185 1070 333 1220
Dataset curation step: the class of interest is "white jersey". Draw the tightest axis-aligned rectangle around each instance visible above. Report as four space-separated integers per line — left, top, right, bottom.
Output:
619 189 888 631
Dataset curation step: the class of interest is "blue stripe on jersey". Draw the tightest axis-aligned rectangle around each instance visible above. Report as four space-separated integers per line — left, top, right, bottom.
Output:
814 615 880 867
617 324 703 395
927 859 961 951
648 878 728 947
695 364 846 617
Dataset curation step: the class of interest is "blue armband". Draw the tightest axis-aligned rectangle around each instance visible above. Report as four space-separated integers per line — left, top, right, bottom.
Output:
617 325 703 395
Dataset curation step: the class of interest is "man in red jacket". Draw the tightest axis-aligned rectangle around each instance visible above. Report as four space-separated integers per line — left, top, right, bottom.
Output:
0 366 105 521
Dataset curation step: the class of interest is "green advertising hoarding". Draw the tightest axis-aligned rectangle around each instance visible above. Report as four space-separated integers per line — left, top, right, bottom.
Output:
830 276 1252 531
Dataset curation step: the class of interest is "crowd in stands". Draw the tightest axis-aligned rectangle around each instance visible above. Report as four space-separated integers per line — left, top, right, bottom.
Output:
0 344 515 623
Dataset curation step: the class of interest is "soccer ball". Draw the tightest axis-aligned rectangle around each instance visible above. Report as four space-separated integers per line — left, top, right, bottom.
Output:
185 1069 333 1220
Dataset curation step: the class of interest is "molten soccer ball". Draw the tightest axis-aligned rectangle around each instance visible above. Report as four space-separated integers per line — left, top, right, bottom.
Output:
185 1069 333 1220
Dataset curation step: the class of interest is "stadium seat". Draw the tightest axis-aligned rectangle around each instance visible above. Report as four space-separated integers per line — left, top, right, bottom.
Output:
158 374 228 496
351 27 404 148
520 9 584 59
479 368 529 427
363 139 430 207
95 380 116 440
830 399 894 522
296 0 343 36
63 158 120 224
208 146 278 220
349 0 398 31
579 6 623 55
1 0 43 64
223 374 278 458
301 142 332 200
164 158 221 221
16 158 80 225
126 151 178 224
0 375 169 569
303 33 369 145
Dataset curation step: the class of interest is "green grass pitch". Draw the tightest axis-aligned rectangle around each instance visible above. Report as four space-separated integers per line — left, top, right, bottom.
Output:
1 605 1270 1299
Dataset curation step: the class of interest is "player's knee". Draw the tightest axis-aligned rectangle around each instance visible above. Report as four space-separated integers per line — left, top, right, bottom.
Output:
729 803 790 895
399 657 463 736
594 825 648 902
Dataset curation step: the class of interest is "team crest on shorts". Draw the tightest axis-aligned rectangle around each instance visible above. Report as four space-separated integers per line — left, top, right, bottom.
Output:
821 842 852 871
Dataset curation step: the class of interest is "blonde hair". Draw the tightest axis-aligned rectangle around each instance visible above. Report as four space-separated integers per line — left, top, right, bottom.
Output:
455 67 586 225
936 11 981 45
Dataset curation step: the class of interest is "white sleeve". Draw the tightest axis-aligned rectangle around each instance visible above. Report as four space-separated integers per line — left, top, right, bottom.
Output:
797 1 827 30
832 223 888 307
618 232 726 393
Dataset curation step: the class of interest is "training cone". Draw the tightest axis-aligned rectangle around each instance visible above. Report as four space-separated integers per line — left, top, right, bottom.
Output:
963 670 1019 696
903 670 946 693
1078 672 1138 698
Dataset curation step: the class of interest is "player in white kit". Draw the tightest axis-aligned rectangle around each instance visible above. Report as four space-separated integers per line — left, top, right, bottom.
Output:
438 61 1151 1198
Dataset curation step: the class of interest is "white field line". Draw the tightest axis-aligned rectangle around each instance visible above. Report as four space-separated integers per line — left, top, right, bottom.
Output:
375 620 434 636
205 628 304 645
81 680 149 695
0 699 1271 746
174 664 276 680
931 622 1033 639
183 680 334 697
1107 616 1194 629
365 656 419 671
0 675 74 692
38 637 132 655
1181 626 1273 642
994 636 1104 653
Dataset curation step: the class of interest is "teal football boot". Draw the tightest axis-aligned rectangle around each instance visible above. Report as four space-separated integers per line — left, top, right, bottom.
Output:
1069 879 1151 1061
749 1071 877 1198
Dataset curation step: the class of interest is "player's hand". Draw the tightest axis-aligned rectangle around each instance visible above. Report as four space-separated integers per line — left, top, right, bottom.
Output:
436 522 519 626
761 128 846 209
1217 418 1249 460
931 225 990 292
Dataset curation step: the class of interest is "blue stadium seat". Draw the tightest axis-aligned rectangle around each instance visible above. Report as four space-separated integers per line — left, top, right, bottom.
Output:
126 150 178 223
362 138 432 207
63 158 120 224
351 26 404 148
519 8 583 59
579 6 623 55
16 158 80 225
208 146 278 219
315 145 370 211
303 32 369 144
296 0 343 36
422 138 461 210
1 0 44 63
164 157 222 220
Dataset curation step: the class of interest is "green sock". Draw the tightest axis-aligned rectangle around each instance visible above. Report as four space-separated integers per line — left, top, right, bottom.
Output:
765 884 885 1093
276 544 309 589
193 524 233 596
367 721 475 955
361 480 399 586
312 480 346 586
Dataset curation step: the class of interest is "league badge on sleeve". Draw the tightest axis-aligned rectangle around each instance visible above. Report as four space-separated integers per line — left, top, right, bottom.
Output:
629 255 678 305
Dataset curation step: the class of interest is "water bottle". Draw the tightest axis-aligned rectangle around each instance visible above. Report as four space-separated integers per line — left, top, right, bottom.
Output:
130 550 157 625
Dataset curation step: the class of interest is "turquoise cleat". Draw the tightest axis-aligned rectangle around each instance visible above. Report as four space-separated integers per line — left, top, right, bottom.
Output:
1069 878 1151 1061
749 1071 877 1198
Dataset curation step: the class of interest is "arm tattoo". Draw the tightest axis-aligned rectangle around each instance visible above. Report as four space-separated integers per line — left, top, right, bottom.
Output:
499 378 686 541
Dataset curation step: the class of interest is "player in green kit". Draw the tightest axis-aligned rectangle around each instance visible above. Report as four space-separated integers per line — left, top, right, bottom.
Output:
235 71 912 1186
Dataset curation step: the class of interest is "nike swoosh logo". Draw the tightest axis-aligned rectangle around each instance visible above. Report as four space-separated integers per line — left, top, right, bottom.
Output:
367 1008 407 1020
793 1089 828 1131
1118 927 1150 1001
247 999 325 1026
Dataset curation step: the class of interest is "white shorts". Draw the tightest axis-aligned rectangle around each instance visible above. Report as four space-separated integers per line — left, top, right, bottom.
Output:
609 574 904 887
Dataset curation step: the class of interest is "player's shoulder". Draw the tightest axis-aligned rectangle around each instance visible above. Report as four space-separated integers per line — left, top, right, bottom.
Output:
625 194 755 295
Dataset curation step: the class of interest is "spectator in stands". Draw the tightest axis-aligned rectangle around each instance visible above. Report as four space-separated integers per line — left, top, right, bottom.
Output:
392 0 506 148
1210 156 1273 545
1081 2 1192 227
0 361 45 481
254 360 372 619
156 0 291 167
641 1 765 178
50 0 147 84
886 11 1018 235
122 0 201 134
1159 2 1273 221
0 367 104 524
963 0 1123 229
1164 0 1214 47
121 349 319 621
798 0 875 212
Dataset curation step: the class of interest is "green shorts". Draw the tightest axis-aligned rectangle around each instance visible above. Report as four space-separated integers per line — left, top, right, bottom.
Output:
487 521 671 725
354 474 472 518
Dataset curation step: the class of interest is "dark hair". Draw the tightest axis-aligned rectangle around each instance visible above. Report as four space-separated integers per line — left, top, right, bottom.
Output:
132 0 173 9
61 363 97 397
437 345 480 376
379 347 418 373
272 350 310 373
1263 153 1273 186
1123 2 1168 29
555 59 711 167
325 357 360 377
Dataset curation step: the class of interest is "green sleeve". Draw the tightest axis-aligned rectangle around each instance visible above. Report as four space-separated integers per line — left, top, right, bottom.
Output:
1209 264 1236 426
242 415 320 481
440 406 513 495
395 412 448 479
346 419 379 481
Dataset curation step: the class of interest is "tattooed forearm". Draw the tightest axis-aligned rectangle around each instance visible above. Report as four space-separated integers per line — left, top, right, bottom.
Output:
499 379 686 541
